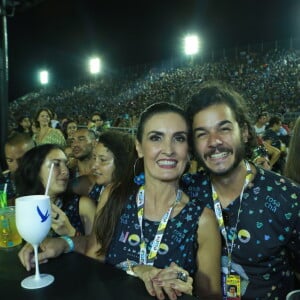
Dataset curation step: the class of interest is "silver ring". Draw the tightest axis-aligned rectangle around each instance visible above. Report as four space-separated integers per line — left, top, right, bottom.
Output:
54 213 59 220
177 271 188 282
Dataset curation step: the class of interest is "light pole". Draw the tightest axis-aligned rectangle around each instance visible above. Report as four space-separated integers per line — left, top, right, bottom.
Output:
0 0 9 171
0 0 46 170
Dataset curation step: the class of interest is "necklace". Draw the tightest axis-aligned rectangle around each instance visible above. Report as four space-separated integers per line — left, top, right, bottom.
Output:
136 185 182 266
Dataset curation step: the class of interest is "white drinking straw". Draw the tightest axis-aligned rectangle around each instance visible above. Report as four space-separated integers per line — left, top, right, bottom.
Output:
45 162 54 196
3 183 7 194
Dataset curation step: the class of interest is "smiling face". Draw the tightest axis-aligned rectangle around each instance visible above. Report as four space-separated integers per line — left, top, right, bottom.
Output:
136 112 189 184
37 110 51 127
66 122 77 138
39 149 69 197
91 142 115 186
192 104 246 176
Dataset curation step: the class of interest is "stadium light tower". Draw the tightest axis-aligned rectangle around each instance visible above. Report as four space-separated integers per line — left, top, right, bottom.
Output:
39 70 49 85
184 34 200 56
0 0 47 172
89 57 101 75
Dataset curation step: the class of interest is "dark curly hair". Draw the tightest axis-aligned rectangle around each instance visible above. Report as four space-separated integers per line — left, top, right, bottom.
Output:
186 81 256 162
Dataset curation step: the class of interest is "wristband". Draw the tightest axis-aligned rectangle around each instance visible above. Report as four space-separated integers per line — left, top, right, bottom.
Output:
59 235 74 253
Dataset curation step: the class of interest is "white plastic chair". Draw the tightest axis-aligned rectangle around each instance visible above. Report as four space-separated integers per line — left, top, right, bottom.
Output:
286 290 300 300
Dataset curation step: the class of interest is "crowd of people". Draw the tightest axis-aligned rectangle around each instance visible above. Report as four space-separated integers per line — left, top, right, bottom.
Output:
7 46 300 134
1 42 300 300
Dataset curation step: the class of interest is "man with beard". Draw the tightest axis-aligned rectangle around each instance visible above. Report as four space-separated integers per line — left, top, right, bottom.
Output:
70 128 97 177
183 82 300 299
68 128 102 204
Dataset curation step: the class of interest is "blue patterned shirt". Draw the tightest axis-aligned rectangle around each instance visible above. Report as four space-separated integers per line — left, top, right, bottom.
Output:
106 193 204 275
182 165 300 299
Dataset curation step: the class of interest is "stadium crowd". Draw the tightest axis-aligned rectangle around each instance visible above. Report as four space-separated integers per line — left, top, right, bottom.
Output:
7 46 300 133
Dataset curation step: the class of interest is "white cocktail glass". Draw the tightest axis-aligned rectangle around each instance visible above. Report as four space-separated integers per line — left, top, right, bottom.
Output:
15 195 54 289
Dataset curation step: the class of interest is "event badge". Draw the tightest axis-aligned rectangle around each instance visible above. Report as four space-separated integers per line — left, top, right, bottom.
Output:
226 274 241 299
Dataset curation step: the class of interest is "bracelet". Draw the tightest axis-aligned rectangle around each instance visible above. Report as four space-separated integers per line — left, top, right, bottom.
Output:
59 235 74 253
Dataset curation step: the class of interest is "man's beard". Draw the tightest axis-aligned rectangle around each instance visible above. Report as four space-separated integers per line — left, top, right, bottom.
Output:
74 151 91 161
196 142 245 177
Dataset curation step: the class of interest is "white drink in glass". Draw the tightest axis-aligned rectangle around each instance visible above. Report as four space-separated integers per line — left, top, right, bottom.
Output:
16 195 54 289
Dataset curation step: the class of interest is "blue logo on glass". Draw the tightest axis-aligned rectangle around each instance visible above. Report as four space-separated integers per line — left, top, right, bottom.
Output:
37 206 50 222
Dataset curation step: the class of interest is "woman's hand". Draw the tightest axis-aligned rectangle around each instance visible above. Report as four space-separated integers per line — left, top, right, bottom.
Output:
152 262 193 299
134 262 193 300
51 203 76 236
18 238 67 271
132 264 162 298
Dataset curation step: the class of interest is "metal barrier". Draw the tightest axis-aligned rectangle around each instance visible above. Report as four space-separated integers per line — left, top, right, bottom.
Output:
108 126 137 137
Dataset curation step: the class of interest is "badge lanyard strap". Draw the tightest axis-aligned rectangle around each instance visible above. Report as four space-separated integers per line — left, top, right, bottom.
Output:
136 185 182 266
211 160 252 272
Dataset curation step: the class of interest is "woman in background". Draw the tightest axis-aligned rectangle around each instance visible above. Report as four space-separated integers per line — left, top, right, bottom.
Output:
71 130 136 204
63 119 78 146
33 108 66 147
15 144 96 236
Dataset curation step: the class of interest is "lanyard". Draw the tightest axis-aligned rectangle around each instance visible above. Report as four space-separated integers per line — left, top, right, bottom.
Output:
211 160 252 272
136 185 182 266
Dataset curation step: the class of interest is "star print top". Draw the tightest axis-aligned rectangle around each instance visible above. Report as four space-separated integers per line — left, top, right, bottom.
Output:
88 184 103 204
182 165 300 299
106 193 204 275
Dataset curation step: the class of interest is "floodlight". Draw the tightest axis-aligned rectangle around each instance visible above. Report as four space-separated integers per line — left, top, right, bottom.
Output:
39 70 49 85
89 57 101 74
184 35 200 56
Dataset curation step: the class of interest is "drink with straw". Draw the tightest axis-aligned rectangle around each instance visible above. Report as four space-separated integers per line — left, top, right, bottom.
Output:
16 195 54 288
15 163 55 289
0 182 22 248
0 206 22 248
0 183 8 208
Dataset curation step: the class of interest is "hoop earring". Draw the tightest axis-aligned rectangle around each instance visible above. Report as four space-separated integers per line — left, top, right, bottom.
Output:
133 158 145 186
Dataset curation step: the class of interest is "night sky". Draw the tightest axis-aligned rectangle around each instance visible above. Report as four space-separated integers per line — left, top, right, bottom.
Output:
6 0 300 101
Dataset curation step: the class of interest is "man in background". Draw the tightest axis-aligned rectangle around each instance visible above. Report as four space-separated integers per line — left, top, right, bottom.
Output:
253 112 268 137
68 127 101 204
69 128 97 177
1 132 35 204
